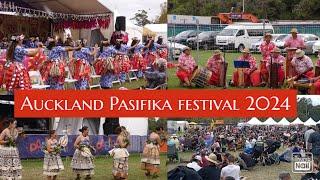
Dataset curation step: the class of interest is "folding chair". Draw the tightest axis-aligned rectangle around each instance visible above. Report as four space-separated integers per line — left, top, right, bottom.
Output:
28 71 50 89
89 66 101 89
64 66 77 89
127 69 138 82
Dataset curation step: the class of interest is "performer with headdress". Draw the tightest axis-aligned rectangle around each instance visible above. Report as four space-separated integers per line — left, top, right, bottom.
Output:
70 39 98 90
156 36 168 60
144 36 167 69
71 126 95 180
259 33 276 84
141 127 161 178
109 126 130 180
3 35 40 93
0 119 23 179
206 49 224 86
40 37 77 90
43 130 64 180
176 47 196 87
129 37 147 78
230 48 261 87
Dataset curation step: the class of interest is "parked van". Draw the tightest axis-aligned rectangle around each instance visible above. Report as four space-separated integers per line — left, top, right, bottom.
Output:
216 23 274 51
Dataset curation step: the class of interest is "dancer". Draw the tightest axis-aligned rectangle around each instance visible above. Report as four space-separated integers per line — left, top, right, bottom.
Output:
43 130 64 180
144 36 167 69
141 127 161 178
113 39 131 83
70 39 98 89
156 36 168 60
0 119 23 179
71 126 94 180
176 47 197 87
40 37 76 90
4 35 40 93
130 37 147 78
109 126 130 180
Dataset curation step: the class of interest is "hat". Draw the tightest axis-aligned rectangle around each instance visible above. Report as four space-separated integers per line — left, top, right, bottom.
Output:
205 153 218 164
241 48 251 54
271 47 281 53
290 28 298 34
194 155 202 162
172 134 177 138
295 49 305 58
132 37 140 41
264 33 272 38
213 49 222 56
182 47 191 52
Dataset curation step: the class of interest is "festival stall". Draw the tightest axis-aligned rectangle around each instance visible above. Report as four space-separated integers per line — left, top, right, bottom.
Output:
277 118 291 126
262 117 277 126
143 24 167 42
291 117 304 125
304 118 317 126
246 117 262 126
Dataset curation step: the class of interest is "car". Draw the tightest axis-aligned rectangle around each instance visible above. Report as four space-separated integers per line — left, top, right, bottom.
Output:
168 42 190 60
186 31 220 50
312 41 320 54
250 34 286 52
168 30 201 45
277 34 319 54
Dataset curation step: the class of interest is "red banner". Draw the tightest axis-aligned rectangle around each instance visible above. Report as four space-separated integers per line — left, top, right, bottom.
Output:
14 90 297 118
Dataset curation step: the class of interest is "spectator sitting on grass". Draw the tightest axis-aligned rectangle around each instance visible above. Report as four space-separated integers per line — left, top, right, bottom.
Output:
278 171 291 180
221 155 241 180
186 155 202 172
198 153 221 180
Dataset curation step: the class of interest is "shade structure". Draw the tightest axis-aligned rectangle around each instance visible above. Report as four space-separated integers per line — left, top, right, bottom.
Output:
247 117 262 125
291 117 304 125
304 118 317 126
277 118 290 126
263 117 277 125
317 120 320 124
189 122 198 125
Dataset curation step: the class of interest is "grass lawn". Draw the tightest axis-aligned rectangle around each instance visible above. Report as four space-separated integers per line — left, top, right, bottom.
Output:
167 150 302 180
21 153 167 180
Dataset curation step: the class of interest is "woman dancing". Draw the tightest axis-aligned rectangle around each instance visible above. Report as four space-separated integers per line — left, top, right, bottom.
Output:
71 126 94 180
0 119 23 179
109 126 130 180
141 127 162 178
130 37 147 78
43 130 64 180
4 35 40 93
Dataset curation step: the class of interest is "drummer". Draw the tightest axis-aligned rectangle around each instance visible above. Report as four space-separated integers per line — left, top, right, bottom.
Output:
267 48 285 86
206 49 224 86
231 48 262 87
291 49 314 80
176 47 196 87
260 33 276 83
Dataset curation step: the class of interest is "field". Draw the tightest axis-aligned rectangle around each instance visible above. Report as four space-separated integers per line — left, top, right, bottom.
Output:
167 151 302 180
21 153 167 180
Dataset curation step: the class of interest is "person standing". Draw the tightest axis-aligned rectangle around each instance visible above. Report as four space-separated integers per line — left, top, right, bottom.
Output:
260 33 276 84
71 126 94 180
305 127 315 151
308 124 320 160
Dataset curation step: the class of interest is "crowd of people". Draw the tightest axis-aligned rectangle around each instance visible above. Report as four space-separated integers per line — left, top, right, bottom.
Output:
175 28 320 94
0 118 166 179
168 123 320 180
0 33 168 94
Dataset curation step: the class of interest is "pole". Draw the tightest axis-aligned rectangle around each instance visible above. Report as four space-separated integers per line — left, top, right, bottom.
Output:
242 0 245 13
196 19 199 64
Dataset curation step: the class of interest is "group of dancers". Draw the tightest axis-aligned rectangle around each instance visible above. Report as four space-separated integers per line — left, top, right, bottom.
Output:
0 34 168 93
176 28 320 94
0 119 164 179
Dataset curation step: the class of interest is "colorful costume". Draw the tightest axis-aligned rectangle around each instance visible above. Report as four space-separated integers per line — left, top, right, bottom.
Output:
40 46 66 90
71 136 94 176
114 45 130 83
43 139 64 176
70 48 92 90
176 53 196 83
232 55 261 87
131 44 147 78
0 50 6 86
206 56 223 86
141 132 161 176
291 55 314 78
260 41 276 82
157 48 168 60
4 46 32 93
23 48 46 71
0 129 22 179
145 43 161 69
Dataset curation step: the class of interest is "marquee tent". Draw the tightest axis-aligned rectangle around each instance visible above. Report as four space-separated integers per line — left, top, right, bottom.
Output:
247 117 262 125
304 118 317 126
263 117 277 125
118 117 148 136
143 24 167 42
277 118 290 126
291 118 304 125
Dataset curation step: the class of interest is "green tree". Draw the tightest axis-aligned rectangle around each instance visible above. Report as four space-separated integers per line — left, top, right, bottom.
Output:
130 10 151 27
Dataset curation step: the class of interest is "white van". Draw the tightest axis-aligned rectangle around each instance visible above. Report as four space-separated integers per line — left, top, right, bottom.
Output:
216 23 274 51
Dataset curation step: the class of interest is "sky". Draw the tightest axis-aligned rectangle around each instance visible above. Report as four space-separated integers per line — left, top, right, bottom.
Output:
99 0 166 24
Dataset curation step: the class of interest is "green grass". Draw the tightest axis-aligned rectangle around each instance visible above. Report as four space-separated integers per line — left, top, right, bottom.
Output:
167 150 301 180
21 153 167 180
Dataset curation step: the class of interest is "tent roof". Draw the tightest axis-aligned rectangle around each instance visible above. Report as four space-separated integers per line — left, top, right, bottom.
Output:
263 117 277 125
22 0 112 14
144 24 167 33
247 117 262 125
291 117 304 125
278 118 290 126
304 118 317 126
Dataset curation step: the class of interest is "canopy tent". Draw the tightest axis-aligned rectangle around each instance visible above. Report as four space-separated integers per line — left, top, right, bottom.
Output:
143 24 167 42
291 118 304 125
263 117 277 125
55 118 100 135
189 122 198 125
119 117 148 136
127 21 143 45
247 117 262 125
277 118 290 126
304 118 317 126
317 120 320 124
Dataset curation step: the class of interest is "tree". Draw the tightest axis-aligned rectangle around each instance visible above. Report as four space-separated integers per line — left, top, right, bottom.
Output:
130 10 151 27
155 2 168 23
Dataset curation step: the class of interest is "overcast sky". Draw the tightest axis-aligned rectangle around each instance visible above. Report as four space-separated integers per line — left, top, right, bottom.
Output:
99 0 166 24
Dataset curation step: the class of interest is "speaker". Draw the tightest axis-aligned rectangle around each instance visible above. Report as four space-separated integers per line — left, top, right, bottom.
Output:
115 16 126 31
103 118 120 135
0 95 14 119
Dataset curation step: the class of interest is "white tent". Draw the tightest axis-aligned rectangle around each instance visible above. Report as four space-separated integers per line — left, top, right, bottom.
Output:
277 118 290 126
127 21 143 45
291 118 304 125
144 24 167 42
304 118 317 126
119 117 148 136
247 117 262 125
263 117 277 125
317 120 320 124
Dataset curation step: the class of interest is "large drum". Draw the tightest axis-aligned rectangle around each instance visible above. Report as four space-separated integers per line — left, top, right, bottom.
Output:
285 48 297 78
190 67 212 88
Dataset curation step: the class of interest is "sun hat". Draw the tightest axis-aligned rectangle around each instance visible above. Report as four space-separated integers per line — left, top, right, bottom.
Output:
271 47 281 53
205 153 219 164
295 49 305 58
213 49 222 56
290 28 298 34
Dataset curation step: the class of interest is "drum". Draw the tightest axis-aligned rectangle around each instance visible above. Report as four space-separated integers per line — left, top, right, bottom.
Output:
269 63 280 88
219 62 228 87
190 67 212 88
285 48 297 78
